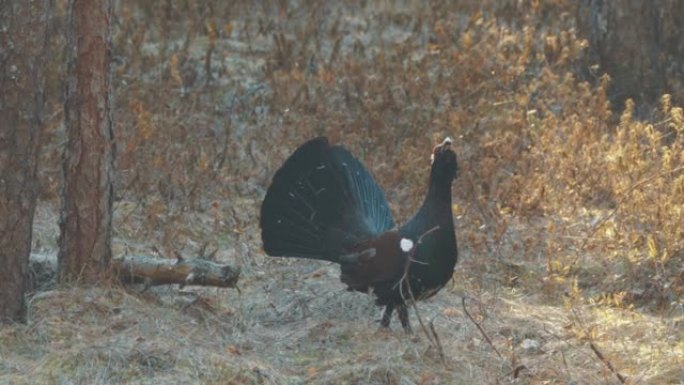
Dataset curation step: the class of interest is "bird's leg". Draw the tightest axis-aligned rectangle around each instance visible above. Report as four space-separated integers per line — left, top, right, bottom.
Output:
380 304 395 328
397 304 412 334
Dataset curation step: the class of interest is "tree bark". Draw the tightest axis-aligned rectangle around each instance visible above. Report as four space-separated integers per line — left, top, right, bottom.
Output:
0 0 50 323
59 0 115 283
577 0 684 108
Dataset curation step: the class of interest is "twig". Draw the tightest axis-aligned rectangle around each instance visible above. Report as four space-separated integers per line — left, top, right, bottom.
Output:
407 289 434 342
461 296 503 359
396 226 446 363
428 318 446 361
405 288 446 364
571 307 627 384
589 342 627 384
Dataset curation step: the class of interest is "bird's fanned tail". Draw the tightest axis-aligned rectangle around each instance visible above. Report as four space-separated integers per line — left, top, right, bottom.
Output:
260 137 395 262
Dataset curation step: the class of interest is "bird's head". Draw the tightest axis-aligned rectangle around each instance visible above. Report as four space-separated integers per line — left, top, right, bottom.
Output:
430 137 458 182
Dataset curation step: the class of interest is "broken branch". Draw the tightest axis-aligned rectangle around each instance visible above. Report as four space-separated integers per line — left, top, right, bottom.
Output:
29 253 241 289
112 255 240 288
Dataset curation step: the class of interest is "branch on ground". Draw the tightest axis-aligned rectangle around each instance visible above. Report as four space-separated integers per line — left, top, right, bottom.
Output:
112 254 240 288
29 253 241 289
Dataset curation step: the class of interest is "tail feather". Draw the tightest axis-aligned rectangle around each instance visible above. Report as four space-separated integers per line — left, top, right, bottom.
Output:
260 137 395 262
330 147 395 235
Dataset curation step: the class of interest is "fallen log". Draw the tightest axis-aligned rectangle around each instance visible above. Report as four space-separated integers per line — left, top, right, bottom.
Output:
112 254 240 288
28 253 240 289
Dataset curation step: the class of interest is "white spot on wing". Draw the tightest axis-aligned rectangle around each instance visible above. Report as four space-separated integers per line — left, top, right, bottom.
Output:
400 238 414 252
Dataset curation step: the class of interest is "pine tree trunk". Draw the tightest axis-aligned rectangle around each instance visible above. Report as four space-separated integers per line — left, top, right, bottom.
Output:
0 0 50 322
577 0 684 107
59 0 115 283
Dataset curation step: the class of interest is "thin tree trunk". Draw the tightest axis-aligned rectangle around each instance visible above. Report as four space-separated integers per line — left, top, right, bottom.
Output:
59 0 115 283
0 0 50 322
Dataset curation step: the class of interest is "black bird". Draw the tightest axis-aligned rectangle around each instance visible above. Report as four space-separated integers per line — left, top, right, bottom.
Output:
260 137 458 332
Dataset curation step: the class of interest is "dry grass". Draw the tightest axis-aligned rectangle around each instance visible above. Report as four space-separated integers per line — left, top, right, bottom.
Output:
2 253 682 384
3 0 684 384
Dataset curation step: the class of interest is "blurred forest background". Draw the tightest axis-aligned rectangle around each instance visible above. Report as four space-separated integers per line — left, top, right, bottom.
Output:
2 0 683 384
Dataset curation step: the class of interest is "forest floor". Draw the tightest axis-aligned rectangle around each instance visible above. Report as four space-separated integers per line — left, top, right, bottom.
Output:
2 199 681 385
2 1 683 384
